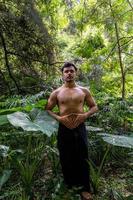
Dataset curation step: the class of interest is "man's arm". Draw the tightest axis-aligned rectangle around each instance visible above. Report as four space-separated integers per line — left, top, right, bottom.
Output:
45 90 60 121
84 88 98 118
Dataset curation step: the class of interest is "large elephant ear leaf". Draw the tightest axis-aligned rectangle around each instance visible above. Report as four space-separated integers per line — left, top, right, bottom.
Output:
98 133 133 148
33 109 59 136
7 109 59 137
0 115 9 126
0 145 9 157
0 170 12 190
7 112 39 131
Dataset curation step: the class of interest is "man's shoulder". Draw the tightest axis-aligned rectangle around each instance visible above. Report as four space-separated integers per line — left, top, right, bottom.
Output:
78 85 90 93
51 86 63 95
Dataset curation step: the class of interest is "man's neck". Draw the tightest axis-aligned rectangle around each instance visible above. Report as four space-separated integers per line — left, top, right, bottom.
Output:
64 81 77 88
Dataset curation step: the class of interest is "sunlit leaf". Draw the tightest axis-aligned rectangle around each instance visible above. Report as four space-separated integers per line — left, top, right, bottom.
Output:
98 133 133 148
7 108 59 137
0 115 9 126
0 170 12 190
0 145 9 157
86 126 103 132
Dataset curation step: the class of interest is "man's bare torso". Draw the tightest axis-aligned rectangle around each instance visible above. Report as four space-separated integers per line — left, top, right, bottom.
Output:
55 85 86 116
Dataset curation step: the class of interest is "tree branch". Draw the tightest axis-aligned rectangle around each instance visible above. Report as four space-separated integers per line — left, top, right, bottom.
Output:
126 0 133 11
0 31 20 93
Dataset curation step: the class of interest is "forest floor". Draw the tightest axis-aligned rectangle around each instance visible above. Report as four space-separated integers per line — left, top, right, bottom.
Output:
39 162 133 200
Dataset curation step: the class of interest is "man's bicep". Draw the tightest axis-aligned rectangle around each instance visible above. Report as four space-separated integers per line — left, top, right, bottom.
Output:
45 92 57 110
85 89 97 108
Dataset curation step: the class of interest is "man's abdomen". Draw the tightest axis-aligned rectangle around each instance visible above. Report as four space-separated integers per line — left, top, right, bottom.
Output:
59 104 84 116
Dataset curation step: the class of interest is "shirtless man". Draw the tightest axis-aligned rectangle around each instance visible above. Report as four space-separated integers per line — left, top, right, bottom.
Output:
45 62 98 200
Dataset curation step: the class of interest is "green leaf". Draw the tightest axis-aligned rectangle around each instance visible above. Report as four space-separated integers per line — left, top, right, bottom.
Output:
0 170 12 190
86 126 103 132
0 145 9 157
98 133 133 148
109 189 125 200
125 195 133 200
0 115 9 126
7 108 59 137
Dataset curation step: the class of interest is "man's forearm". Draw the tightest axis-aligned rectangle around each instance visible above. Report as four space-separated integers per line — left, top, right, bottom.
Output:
86 106 98 118
47 110 60 121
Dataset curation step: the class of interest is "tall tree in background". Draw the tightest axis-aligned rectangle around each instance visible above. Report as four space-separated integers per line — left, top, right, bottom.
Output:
0 0 56 94
0 0 132 97
64 0 133 99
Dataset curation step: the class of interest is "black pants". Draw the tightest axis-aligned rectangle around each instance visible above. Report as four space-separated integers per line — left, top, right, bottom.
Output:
57 123 90 192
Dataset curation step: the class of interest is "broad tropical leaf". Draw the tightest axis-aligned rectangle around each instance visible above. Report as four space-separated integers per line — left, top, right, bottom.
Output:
7 108 58 137
86 126 103 132
0 145 9 157
0 170 12 190
98 133 133 148
0 115 9 126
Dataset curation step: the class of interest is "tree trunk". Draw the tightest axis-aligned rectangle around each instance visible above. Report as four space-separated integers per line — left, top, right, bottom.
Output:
109 0 126 99
114 21 125 99
0 31 20 94
0 69 11 94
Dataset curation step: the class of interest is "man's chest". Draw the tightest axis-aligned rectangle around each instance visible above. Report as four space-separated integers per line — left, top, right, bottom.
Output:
57 89 85 104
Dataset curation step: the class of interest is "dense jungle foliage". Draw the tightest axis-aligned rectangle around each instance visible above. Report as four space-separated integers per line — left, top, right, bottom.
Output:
0 0 133 199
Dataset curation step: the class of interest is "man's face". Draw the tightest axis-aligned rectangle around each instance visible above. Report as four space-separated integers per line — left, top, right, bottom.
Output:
62 66 77 82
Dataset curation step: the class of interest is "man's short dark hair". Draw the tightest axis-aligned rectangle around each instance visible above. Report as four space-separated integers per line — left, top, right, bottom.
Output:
61 62 77 72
